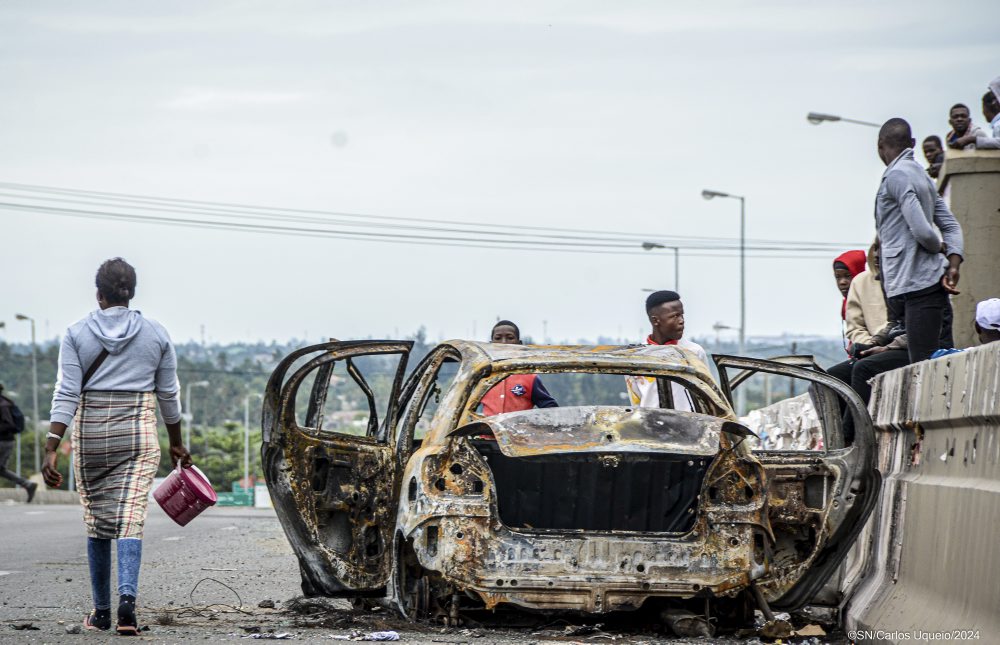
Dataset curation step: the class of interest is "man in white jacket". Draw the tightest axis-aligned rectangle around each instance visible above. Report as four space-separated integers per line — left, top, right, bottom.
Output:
625 290 710 412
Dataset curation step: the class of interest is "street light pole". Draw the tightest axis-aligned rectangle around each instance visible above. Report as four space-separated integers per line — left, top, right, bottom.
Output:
641 242 680 291
15 314 40 473
806 112 880 128
701 191 747 415
184 381 210 448
243 392 263 490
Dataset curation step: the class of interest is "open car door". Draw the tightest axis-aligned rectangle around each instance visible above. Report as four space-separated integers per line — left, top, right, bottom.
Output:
262 340 413 597
711 354 881 611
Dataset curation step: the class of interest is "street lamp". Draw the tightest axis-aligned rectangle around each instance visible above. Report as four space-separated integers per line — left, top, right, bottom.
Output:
806 112 880 128
641 242 680 291
243 391 264 491
15 314 40 473
701 190 747 415
184 380 210 448
712 321 736 347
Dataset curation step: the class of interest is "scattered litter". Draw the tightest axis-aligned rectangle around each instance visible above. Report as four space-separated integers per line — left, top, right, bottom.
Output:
759 618 793 640
65 624 82 634
285 596 345 615
259 599 277 609
155 611 176 626
458 628 485 638
330 630 400 641
10 623 40 631
661 608 714 638
794 624 827 637
243 632 293 640
564 623 602 636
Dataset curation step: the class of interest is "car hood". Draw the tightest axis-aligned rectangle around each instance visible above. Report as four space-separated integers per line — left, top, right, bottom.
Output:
450 405 727 457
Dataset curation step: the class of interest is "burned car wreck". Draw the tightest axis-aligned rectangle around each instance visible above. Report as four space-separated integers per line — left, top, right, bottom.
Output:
262 341 878 627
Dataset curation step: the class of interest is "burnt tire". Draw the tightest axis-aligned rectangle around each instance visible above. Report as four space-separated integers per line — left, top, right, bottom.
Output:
392 533 429 620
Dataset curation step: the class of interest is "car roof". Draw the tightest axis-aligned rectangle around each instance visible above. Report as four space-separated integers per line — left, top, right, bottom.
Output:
441 340 706 373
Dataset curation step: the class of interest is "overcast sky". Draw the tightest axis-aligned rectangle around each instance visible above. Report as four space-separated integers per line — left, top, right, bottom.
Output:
2 1 998 347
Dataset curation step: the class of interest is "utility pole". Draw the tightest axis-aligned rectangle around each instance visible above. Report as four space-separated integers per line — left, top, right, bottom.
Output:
184 380 210 448
16 314 40 473
789 342 799 398
243 392 263 490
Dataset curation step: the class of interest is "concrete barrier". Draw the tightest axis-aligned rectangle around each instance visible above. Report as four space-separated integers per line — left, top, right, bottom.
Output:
0 487 80 504
844 343 1000 642
938 150 1000 349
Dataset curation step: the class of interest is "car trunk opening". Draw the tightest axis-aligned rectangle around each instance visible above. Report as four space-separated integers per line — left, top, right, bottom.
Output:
474 441 709 532
452 406 724 533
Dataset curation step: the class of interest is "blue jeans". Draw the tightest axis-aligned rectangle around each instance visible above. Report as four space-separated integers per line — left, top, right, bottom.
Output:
87 537 142 609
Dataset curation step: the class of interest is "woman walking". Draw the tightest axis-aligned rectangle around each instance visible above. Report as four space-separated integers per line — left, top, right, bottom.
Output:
42 258 191 634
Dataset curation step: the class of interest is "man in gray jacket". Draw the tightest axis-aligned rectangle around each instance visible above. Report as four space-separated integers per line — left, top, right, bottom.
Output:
875 118 964 363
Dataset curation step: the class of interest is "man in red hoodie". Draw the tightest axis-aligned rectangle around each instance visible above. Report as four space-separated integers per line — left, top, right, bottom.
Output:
480 320 558 416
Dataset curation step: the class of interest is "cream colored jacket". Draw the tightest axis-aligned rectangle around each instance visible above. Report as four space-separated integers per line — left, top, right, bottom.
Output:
845 270 888 346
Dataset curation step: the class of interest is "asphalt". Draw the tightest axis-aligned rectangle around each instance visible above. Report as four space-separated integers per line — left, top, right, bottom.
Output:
0 502 820 644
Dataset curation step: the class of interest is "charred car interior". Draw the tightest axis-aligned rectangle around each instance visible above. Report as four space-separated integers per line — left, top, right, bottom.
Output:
261 341 879 633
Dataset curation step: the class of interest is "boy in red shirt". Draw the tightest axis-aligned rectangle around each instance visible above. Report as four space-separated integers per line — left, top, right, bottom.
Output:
480 320 558 416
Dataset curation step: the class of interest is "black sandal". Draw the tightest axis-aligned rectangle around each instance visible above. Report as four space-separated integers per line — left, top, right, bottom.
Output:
84 609 111 631
117 595 139 636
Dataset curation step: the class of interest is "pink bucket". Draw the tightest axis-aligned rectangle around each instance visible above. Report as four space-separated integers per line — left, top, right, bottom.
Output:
153 465 218 526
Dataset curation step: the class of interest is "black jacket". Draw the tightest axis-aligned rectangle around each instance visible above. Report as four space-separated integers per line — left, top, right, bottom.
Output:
0 395 25 440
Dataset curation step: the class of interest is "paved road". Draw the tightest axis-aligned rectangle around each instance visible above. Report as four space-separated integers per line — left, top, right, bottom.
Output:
0 502 807 644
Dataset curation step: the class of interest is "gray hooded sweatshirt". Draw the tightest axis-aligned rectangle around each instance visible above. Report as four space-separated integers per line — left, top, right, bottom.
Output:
50 307 182 426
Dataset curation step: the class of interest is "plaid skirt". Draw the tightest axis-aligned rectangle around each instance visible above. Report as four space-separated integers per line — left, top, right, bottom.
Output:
72 391 161 539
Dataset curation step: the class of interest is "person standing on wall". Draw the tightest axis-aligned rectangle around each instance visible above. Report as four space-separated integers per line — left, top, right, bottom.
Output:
41 258 192 634
0 384 37 502
875 118 964 363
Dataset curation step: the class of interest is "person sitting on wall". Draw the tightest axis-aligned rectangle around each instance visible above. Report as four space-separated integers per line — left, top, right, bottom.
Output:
951 79 1000 149
832 248 871 357
922 136 945 179
975 298 1000 345
945 103 984 151
826 241 889 387
625 290 710 412
480 320 558 416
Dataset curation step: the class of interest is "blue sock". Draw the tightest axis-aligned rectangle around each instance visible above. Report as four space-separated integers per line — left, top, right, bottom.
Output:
87 538 112 610
117 538 143 599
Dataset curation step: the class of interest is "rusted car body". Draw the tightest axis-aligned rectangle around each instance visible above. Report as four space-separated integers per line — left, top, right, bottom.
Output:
262 341 878 622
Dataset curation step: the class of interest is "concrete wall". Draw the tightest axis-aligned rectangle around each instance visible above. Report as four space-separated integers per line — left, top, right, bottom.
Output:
844 343 1000 642
939 150 1000 349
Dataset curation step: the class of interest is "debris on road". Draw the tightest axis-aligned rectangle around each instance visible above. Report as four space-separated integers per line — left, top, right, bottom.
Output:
285 596 344 615
242 632 293 639
794 623 828 637
65 624 82 634
563 623 603 636
330 630 400 641
661 608 714 638
9 623 40 630
259 599 277 609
